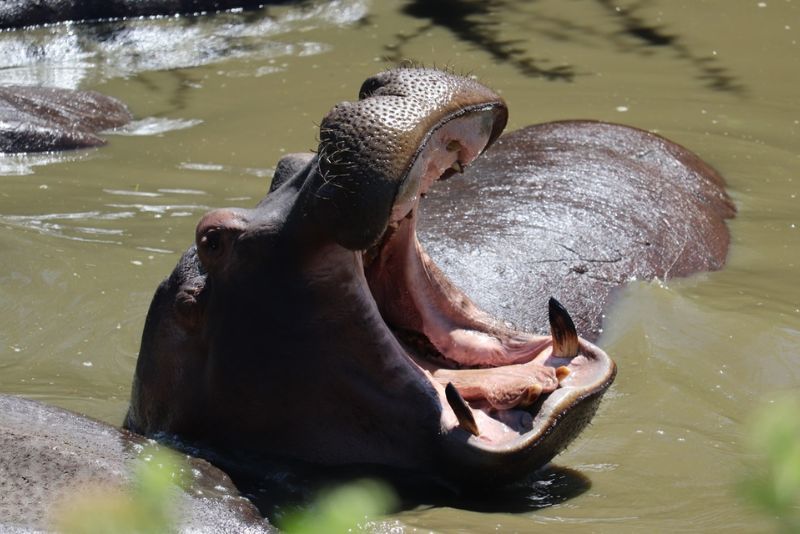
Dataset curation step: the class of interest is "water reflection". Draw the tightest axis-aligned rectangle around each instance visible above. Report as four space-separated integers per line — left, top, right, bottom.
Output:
397 0 576 80
0 151 90 176
398 0 743 92
594 0 744 93
0 0 368 88
114 117 204 136
197 448 591 524
0 188 212 246
432 465 592 514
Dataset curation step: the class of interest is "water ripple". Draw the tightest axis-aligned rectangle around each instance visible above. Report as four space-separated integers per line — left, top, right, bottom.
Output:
111 117 203 136
0 0 369 88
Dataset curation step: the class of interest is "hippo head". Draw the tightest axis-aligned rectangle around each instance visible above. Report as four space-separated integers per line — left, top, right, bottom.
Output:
126 68 616 485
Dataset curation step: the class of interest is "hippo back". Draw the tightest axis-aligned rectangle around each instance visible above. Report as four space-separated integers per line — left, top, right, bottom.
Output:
418 121 735 340
0 395 272 533
0 86 131 153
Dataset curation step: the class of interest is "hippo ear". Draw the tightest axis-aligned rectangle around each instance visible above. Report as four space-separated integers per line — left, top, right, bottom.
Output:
195 208 249 275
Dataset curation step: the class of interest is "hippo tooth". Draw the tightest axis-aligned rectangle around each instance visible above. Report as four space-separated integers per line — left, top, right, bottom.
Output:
446 140 462 152
548 297 579 358
519 382 544 407
445 382 479 436
555 365 571 383
450 161 464 173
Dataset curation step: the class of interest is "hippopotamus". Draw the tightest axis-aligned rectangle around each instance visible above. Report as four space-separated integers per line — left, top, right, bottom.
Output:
124 68 618 486
0 0 267 28
0 86 132 153
0 394 273 532
125 67 733 487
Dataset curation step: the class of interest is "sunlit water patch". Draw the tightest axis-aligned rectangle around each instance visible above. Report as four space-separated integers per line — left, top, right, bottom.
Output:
178 161 274 179
0 188 214 245
112 117 203 136
0 151 92 176
0 0 368 88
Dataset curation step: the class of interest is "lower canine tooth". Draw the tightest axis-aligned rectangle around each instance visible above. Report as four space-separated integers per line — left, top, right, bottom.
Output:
445 382 479 436
520 383 544 407
450 161 464 173
548 297 579 358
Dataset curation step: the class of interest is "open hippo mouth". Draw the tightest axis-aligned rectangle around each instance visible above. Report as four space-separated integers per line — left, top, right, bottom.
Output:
303 68 617 480
127 68 616 486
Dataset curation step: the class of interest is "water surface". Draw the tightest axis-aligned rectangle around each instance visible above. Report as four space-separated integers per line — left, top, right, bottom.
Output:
1 0 798 531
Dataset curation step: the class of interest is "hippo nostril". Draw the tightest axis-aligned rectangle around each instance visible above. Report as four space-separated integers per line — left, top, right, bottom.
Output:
358 74 388 100
446 140 461 152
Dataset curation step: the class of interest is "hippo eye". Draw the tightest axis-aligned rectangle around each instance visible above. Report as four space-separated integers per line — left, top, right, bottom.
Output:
200 229 222 254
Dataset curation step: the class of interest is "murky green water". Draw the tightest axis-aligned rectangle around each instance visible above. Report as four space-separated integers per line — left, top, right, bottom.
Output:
1 0 798 531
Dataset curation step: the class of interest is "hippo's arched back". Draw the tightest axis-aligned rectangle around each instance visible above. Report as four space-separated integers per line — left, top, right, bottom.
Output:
419 120 735 340
0 395 272 532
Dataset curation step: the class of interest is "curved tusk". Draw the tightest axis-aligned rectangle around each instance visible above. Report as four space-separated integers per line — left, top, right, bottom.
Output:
445 382 479 436
548 297 579 358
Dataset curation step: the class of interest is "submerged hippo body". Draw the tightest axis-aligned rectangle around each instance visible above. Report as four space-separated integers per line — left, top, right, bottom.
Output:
126 68 731 486
0 86 132 153
0 0 267 29
0 395 272 533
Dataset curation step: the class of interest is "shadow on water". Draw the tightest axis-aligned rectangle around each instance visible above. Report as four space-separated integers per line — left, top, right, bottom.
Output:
426 464 592 514
395 0 576 80
594 0 745 93
396 0 744 93
192 447 590 522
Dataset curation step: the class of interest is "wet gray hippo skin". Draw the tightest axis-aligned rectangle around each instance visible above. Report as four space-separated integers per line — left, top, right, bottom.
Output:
125 68 617 486
0 0 271 28
0 395 273 533
0 86 132 153
418 121 736 341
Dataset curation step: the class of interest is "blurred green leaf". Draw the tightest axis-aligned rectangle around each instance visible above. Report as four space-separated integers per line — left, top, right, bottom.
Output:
280 479 397 534
54 445 183 534
739 396 800 532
